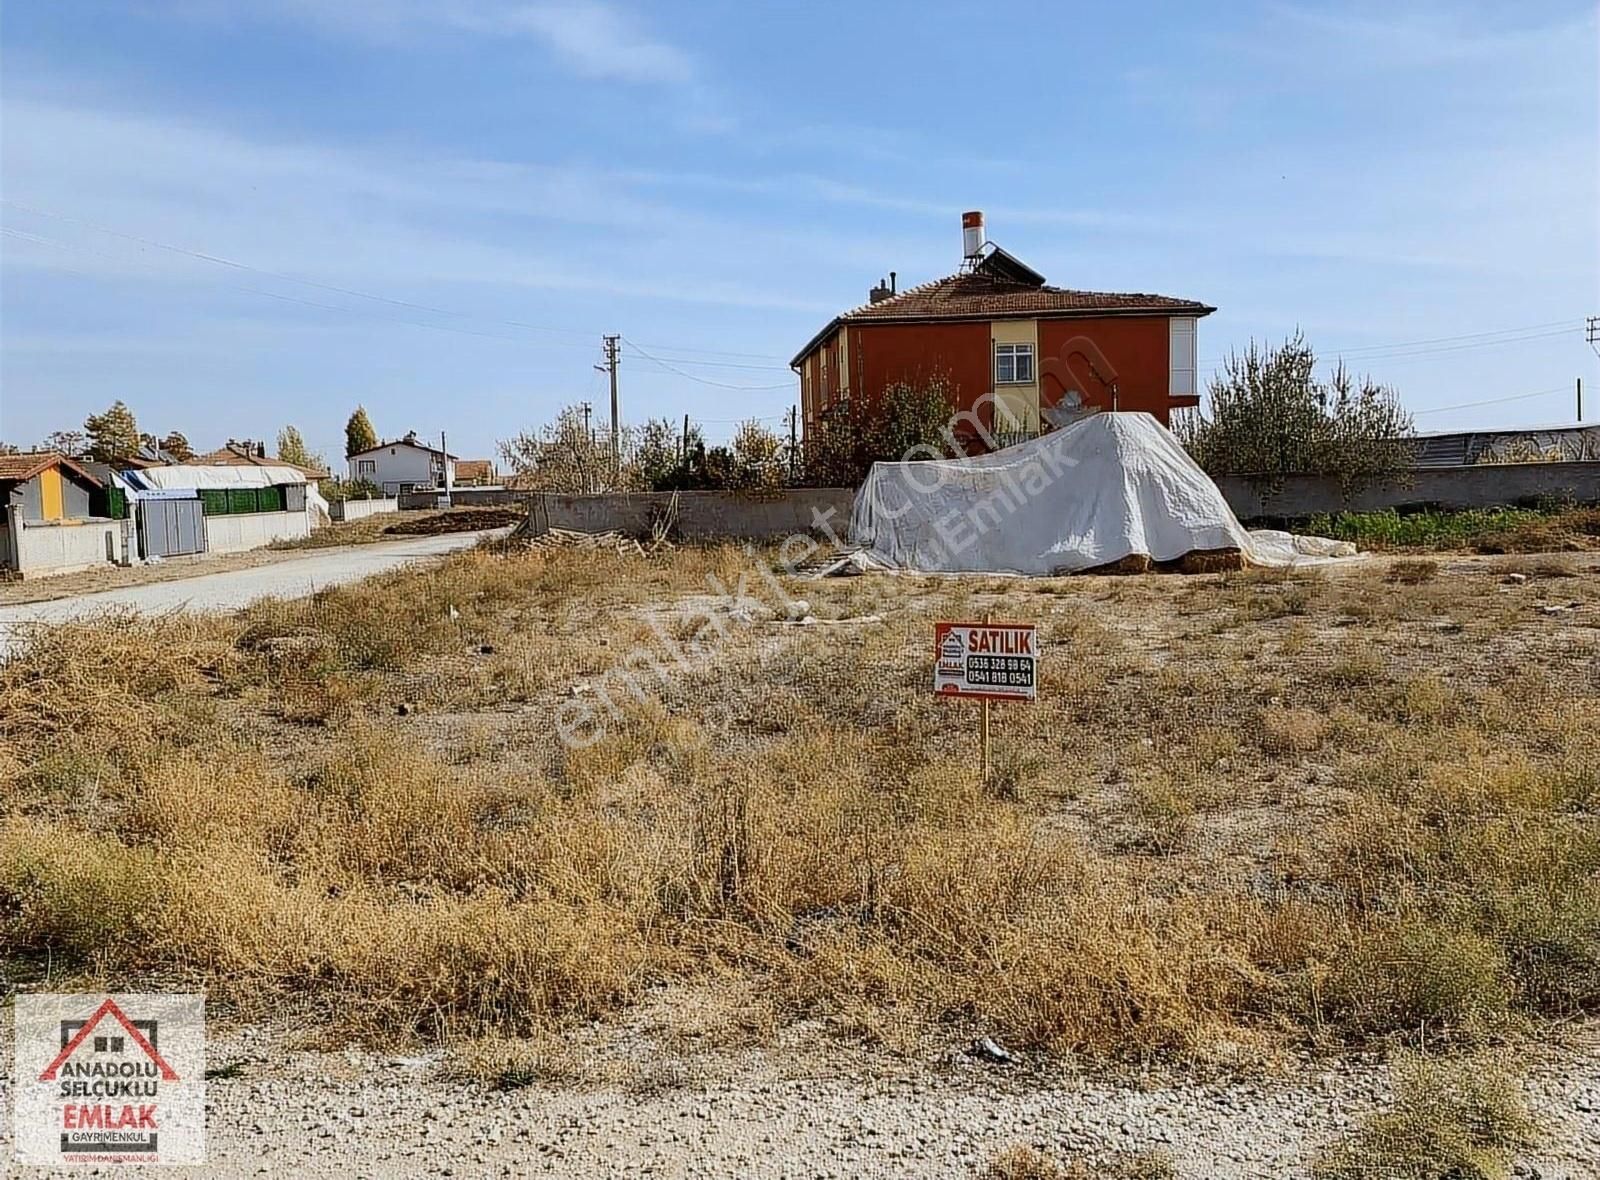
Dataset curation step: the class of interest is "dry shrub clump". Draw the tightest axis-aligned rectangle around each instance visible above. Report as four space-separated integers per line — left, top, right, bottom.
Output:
1313 1052 1539 1180
985 1144 1176 1180
1385 559 1439 585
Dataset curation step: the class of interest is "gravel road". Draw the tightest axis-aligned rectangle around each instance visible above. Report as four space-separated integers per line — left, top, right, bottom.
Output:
0 530 504 652
4 1019 1597 1179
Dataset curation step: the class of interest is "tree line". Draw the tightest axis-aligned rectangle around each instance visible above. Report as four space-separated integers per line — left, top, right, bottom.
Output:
1 398 331 474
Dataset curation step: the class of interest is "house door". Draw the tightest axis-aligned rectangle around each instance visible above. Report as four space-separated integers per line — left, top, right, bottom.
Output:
139 498 207 558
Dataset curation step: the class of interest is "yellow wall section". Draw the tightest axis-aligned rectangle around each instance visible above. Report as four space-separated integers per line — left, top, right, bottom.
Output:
990 319 1040 432
39 466 64 521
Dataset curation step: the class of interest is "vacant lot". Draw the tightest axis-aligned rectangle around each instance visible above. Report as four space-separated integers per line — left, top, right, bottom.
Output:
2 540 1597 1173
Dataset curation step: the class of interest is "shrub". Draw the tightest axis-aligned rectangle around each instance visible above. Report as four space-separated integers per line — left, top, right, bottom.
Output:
1313 1052 1538 1180
1386 559 1439 584
1176 332 1413 483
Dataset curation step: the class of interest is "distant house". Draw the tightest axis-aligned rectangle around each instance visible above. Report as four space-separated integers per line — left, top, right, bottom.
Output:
0 452 125 576
454 458 497 486
346 431 457 496
791 210 1214 448
196 440 330 483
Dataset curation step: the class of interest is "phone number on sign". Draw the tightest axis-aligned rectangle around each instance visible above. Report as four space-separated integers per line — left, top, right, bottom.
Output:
964 656 1034 687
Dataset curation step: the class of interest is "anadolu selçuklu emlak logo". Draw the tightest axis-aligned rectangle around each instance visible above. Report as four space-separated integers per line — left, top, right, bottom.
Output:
12 993 206 1166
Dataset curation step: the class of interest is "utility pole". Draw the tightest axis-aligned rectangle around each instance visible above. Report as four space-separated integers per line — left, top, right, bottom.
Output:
595 335 621 479
579 401 593 494
440 430 451 507
1579 377 1585 423
786 406 798 482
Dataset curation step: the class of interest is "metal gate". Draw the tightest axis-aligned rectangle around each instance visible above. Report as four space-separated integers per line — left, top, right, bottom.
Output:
138 497 206 559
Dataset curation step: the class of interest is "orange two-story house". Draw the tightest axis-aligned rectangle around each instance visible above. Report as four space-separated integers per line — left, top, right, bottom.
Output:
791 211 1214 449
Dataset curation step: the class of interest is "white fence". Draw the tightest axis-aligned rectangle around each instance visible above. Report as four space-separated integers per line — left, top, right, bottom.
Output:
203 510 310 554
4 513 124 577
329 497 400 522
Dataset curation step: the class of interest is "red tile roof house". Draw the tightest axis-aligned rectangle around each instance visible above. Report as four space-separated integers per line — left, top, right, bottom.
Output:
791 211 1214 452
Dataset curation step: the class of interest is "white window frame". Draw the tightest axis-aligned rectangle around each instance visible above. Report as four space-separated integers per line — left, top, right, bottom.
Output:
356 459 376 476
1169 317 1197 397
994 342 1035 385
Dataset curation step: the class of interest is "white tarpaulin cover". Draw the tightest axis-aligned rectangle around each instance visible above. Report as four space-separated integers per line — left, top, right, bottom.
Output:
123 464 308 491
848 412 1355 574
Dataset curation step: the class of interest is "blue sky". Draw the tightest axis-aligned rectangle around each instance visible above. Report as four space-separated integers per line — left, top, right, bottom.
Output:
2 1 1596 464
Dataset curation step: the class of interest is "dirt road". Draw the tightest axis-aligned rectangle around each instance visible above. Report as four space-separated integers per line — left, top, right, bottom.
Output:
0 530 505 653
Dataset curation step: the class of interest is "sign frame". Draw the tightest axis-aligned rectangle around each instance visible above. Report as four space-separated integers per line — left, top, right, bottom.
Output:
933 620 1038 703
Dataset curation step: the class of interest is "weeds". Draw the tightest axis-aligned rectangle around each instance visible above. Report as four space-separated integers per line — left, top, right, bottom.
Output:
1312 1052 1539 1180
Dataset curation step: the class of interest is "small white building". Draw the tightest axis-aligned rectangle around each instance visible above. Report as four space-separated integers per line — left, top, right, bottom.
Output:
347 432 457 497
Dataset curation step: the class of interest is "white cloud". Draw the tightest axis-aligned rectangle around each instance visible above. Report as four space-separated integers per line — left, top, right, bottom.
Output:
504 2 694 85
173 0 696 86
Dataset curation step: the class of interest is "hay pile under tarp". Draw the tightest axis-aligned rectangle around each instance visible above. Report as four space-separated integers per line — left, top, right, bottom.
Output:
849 412 1355 575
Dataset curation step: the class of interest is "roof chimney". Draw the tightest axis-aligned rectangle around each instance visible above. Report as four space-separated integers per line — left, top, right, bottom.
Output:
962 210 985 259
868 276 894 304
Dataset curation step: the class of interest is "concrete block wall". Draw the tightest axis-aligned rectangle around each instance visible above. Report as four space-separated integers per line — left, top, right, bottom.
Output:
12 518 122 577
1216 461 1600 521
531 489 856 541
397 488 523 511
204 510 310 554
330 497 400 522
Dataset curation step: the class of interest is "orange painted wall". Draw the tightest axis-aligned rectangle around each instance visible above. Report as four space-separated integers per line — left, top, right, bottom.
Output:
1037 316 1174 422
850 321 993 423
800 313 1185 445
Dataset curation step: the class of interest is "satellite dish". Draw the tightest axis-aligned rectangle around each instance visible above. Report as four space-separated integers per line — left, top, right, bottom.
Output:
1042 389 1099 430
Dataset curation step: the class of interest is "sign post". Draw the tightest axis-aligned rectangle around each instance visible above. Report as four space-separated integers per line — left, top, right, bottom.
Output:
934 614 1038 787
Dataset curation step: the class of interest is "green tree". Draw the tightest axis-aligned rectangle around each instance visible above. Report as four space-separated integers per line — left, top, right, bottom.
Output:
632 417 687 490
160 431 195 461
499 404 616 493
278 425 313 468
730 418 784 489
82 400 141 464
42 429 88 457
345 406 378 457
803 376 957 486
1176 333 1414 483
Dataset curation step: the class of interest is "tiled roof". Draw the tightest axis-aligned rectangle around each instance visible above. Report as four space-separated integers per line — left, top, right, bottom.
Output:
0 451 103 487
791 248 1214 366
455 459 494 482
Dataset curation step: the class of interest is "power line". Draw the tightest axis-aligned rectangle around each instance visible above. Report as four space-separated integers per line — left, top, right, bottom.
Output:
1 226 588 349
1411 386 1569 416
3 199 799 368
620 338 794 391
1199 320 1579 369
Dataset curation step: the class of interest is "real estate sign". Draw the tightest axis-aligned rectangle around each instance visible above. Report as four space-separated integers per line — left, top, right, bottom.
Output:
933 621 1038 702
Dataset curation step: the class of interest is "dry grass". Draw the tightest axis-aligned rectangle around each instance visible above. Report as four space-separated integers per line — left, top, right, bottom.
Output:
2 544 1598 1066
1312 1052 1539 1180
986 1144 1176 1180
1385 559 1439 585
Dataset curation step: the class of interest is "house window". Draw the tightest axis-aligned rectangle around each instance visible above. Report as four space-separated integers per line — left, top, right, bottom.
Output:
357 459 376 476
1169 317 1197 397
995 342 1035 385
